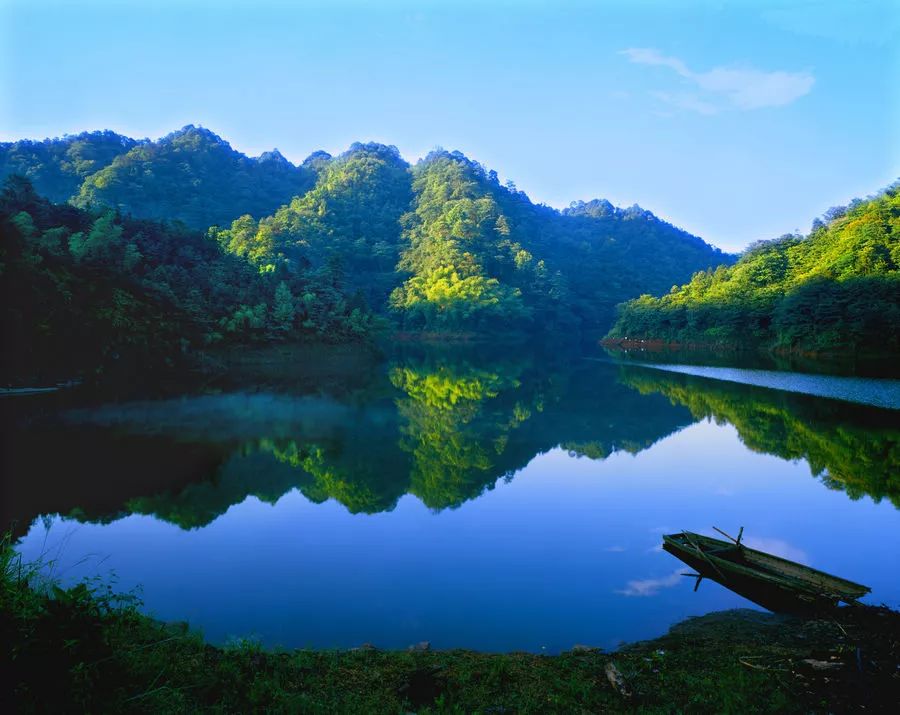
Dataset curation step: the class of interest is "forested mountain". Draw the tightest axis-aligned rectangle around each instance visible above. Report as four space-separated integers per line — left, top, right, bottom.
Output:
390 151 732 332
0 131 138 203
2 126 741 384
0 176 374 384
0 126 317 229
73 126 317 228
0 175 256 382
607 185 900 354
217 146 732 333
210 142 413 311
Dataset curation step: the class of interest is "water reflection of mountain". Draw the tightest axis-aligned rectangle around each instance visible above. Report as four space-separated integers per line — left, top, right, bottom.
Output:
619 366 900 507
129 354 696 525
2 349 695 534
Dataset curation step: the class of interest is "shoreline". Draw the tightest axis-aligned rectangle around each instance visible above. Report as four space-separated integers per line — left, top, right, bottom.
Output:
4 546 899 712
601 336 899 361
600 339 900 379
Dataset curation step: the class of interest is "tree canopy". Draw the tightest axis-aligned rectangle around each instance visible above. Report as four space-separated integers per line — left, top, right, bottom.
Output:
0 131 138 203
0 176 376 384
3 126 734 342
387 150 731 334
73 126 317 229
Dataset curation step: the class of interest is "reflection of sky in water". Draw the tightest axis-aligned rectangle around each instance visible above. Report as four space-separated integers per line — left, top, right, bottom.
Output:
17 419 900 653
638 363 900 410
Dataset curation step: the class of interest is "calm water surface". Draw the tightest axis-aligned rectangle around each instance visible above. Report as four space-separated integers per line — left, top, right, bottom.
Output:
4 346 899 652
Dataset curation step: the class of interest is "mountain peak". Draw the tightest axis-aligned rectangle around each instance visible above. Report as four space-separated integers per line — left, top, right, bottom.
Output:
164 124 231 149
258 148 291 165
302 150 332 168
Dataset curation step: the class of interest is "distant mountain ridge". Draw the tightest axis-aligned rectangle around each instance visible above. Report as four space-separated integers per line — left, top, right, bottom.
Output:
0 126 318 228
209 142 733 332
1 125 734 353
72 126 317 228
0 130 139 203
0 125 723 245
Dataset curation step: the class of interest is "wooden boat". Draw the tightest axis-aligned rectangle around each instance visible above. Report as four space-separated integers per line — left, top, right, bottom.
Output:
663 528 871 614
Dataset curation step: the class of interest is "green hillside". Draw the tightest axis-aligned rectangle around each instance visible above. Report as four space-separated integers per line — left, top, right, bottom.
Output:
0 176 373 384
210 142 413 312
607 185 900 354
390 151 732 333
217 147 731 334
73 126 316 228
0 131 138 203
2 127 732 338
2 126 741 385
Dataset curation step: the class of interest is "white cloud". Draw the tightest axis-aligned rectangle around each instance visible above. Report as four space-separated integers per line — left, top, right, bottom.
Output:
620 48 692 77
620 48 814 113
696 67 815 109
617 569 684 597
651 91 718 116
741 536 809 564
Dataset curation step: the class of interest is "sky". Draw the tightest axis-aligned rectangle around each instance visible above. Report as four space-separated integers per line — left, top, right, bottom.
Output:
1 0 897 252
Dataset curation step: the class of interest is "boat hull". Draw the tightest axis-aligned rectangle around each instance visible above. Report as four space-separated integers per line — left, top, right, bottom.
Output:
662 532 870 615
663 542 836 614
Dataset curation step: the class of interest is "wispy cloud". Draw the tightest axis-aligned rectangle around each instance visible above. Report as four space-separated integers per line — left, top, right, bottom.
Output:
742 537 809 564
617 569 684 597
622 48 693 76
651 91 718 116
620 48 814 114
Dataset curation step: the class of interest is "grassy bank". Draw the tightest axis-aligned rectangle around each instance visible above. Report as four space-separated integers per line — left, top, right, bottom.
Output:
3 539 898 713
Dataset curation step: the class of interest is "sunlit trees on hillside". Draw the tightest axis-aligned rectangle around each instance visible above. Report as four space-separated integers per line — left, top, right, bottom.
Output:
608 185 900 353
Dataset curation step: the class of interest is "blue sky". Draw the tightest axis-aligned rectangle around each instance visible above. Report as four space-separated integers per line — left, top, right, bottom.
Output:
1 0 897 252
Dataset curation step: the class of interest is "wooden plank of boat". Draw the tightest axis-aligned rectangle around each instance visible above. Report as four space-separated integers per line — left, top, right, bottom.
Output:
662 530 871 614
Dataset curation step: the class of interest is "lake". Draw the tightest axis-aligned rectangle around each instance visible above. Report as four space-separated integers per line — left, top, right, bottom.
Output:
4 344 899 653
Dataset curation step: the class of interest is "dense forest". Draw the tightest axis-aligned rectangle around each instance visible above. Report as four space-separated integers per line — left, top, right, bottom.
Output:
387 151 731 332
0 130 139 203
1 126 734 383
0 127 315 227
607 185 900 354
74 127 317 229
0 176 375 384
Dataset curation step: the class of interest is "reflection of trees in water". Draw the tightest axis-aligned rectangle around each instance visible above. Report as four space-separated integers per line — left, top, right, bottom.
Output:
7 350 702 533
260 429 411 514
620 366 900 507
390 361 533 509
127 446 302 529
